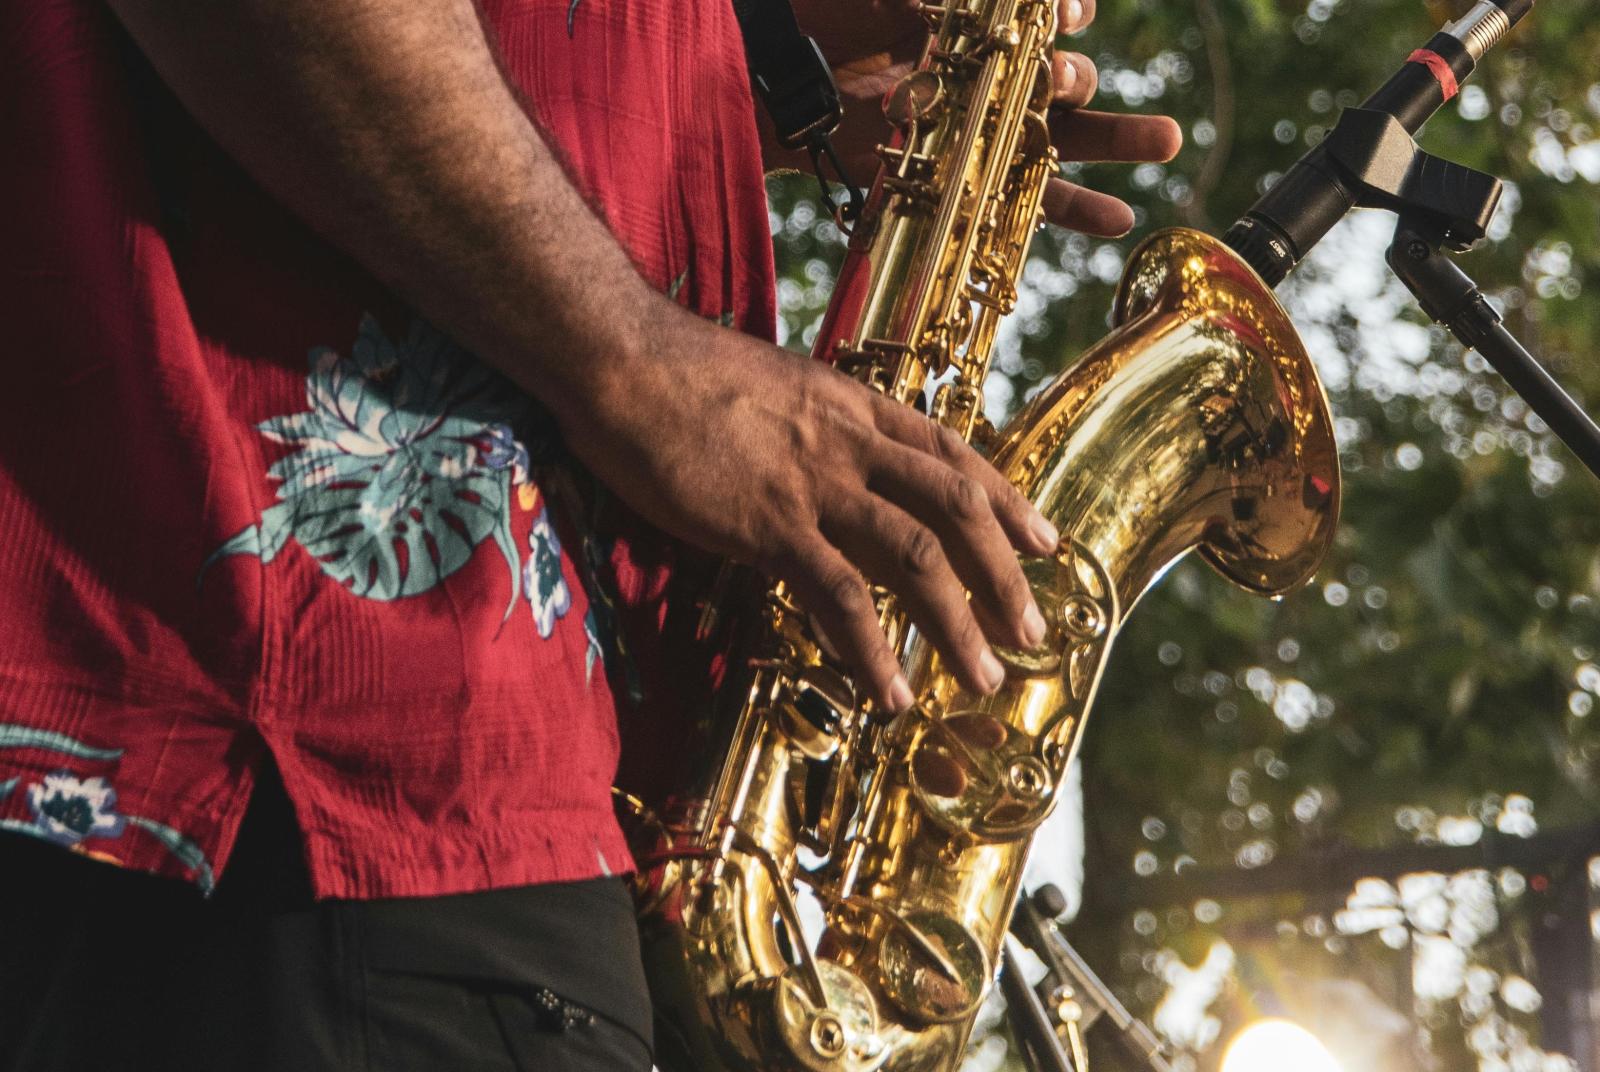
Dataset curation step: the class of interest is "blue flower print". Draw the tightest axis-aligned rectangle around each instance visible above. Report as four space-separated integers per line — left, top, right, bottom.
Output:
26 772 127 846
0 726 216 891
204 316 536 619
480 423 531 486
525 507 572 639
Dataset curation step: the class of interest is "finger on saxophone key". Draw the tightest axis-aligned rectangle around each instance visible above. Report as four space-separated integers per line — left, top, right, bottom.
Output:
1030 514 1060 552
1022 601 1047 648
889 674 915 712
980 648 1007 692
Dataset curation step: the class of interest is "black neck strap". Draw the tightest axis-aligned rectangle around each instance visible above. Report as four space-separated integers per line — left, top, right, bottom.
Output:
731 0 864 221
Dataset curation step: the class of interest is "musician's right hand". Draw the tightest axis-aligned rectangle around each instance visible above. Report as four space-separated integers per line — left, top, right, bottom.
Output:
563 298 1057 712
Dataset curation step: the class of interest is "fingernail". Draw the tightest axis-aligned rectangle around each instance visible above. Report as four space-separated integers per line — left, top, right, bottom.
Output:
1022 602 1047 647
1031 515 1060 552
888 675 915 712
1065 0 1084 30
980 648 1006 692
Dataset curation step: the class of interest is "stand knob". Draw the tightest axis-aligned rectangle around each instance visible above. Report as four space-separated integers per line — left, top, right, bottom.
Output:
1031 883 1069 919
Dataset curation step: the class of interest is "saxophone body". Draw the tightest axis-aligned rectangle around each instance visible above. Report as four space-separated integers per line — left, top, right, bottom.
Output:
624 2 1341 1069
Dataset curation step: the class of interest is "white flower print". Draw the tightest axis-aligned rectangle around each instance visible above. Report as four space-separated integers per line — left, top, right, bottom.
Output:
27 773 127 845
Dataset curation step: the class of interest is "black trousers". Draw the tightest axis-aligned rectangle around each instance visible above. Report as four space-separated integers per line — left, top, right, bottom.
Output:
0 768 652 1072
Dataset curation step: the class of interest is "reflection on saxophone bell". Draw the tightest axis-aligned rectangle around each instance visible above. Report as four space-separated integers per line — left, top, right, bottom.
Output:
615 2 1340 1069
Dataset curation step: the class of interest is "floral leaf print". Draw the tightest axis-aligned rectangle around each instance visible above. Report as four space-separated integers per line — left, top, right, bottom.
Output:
127 816 216 894
26 773 127 845
525 507 572 639
204 316 536 619
544 469 642 704
0 724 124 761
0 777 16 801
583 608 603 686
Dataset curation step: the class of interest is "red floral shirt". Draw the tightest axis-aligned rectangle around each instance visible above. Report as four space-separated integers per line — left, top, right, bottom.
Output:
0 0 775 897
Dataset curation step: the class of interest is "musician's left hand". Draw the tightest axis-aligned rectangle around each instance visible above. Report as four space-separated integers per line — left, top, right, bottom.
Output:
774 0 1182 238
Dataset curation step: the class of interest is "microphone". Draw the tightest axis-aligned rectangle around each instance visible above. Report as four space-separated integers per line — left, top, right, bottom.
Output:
1224 0 1536 286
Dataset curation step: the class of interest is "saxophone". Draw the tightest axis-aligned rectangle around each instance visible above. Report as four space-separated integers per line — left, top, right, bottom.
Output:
621 2 1340 1068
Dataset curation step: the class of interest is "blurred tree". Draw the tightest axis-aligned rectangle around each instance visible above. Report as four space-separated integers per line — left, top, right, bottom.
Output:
769 1 1600 1069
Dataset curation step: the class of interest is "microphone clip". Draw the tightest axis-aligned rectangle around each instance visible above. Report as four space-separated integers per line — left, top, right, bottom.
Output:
1225 106 1504 285
1320 107 1502 251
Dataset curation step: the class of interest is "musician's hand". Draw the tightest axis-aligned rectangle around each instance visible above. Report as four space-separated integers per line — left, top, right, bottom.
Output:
568 300 1060 712
781 0 1182 237
1040 0 1183 237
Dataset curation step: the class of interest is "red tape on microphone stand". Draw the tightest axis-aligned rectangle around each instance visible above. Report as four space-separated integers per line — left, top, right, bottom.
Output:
1407 49 1459 101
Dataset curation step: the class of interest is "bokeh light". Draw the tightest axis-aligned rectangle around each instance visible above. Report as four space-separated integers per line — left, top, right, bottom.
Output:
1220 1020 1341 1072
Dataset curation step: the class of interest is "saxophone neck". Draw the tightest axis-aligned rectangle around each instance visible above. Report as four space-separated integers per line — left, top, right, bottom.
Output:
994 228 1341 611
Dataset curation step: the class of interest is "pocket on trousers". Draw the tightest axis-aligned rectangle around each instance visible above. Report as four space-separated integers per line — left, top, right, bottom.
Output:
486 990 652 1072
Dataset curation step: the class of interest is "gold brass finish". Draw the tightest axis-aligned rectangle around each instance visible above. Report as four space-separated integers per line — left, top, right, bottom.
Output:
995 228 1340 610
622 2 1340 1069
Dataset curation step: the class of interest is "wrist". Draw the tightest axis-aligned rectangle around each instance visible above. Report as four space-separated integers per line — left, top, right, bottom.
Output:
464 255 640 411
512 277 696 441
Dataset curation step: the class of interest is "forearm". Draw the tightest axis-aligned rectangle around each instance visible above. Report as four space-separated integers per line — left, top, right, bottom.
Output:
107 0 667 422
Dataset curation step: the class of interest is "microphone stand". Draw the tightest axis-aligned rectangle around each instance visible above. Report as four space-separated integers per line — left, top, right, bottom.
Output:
1386 221 1600 480
1000 935 1081 1072
1002 885 1173 1072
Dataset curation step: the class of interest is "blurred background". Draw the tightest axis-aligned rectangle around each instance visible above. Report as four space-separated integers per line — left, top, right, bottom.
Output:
768 1 1600 1069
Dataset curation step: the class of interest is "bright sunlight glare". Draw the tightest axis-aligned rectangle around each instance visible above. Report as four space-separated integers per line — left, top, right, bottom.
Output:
1220 1019 1342 1072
